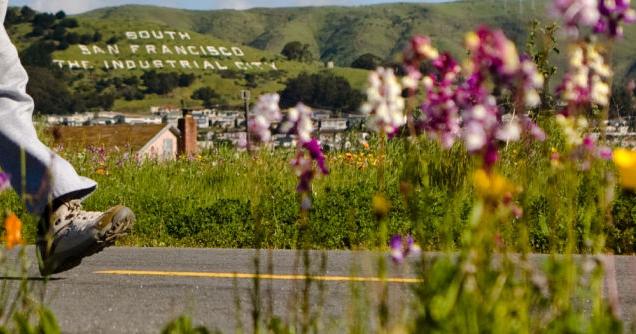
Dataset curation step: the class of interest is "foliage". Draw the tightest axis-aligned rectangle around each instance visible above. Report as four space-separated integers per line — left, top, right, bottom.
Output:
280 72 364 112
351 53 384 70
191 87 221 108
281 41 313 63
25 66 75 115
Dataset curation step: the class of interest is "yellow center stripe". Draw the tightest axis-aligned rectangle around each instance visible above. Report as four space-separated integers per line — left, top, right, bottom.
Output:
95 270 422 284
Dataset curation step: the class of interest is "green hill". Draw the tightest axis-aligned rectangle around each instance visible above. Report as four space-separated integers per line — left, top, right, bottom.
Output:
80 1 636 80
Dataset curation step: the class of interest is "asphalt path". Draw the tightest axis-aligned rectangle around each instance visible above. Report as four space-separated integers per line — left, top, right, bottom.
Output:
5 247 636 333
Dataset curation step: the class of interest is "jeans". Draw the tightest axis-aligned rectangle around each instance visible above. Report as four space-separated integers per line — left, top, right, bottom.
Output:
0 0 96 214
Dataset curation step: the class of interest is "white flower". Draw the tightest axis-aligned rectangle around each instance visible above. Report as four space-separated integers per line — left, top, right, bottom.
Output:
496 121 521 141
283 103 314 144
361 67 407 134
464 123 487 152
250 94 282 143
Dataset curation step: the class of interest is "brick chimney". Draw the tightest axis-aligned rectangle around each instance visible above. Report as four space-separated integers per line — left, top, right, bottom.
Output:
178 108 198 157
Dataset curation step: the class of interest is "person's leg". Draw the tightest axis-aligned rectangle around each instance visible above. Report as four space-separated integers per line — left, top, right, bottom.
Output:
0 6 96 214
0 1 134 276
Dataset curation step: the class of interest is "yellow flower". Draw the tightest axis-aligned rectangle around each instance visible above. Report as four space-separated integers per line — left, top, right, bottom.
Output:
372 194 390 220
613 148 636 190
473 169 515 200
4 212 24 250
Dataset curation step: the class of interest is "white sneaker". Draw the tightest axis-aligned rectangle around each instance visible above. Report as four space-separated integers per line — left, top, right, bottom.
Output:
37 200 135 275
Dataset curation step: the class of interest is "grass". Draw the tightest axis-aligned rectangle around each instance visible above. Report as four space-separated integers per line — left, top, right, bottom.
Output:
2 121 634 254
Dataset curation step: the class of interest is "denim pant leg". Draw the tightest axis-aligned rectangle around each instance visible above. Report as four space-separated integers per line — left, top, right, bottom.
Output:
0 1 96 214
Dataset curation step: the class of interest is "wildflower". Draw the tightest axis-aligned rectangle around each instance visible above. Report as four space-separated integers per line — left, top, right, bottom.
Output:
520 56 545 108
4 212 24 250
596 0 636 37
249 94 282 142
302 139 329 175
464 26 520 79
372 194 390 220
558 43 611 111
0 172 10 193
473 169 515 200
419 52 463 148
613 148 636 189
389 235 422 264
551 0 601 37
402 36 440 90
361 67 406 134
95 167 107 176
282 103 314 144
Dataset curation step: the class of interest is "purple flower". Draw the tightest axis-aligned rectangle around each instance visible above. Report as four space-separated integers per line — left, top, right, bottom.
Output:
302 139 329 175
598 146 613 160
595 0 636 37
419 53 462 148
389 235 422 264
0 172 10 193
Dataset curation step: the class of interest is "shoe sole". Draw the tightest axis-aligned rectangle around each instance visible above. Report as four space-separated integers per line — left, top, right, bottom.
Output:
40 207 136 275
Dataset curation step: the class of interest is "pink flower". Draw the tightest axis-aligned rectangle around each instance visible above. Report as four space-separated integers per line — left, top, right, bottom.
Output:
551 0 601 37
0 172 10 193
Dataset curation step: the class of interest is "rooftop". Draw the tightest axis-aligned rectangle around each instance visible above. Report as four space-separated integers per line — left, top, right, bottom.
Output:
49 124 170 151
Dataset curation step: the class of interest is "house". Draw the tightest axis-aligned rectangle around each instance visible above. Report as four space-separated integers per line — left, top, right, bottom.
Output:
49 111 198 161
118 114 163 125
319 118 348 131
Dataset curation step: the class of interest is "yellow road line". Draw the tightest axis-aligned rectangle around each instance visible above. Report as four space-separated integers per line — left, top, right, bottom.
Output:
95 270 422 284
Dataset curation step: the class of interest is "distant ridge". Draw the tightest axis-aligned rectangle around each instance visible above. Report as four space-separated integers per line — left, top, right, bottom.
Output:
76 0 636 81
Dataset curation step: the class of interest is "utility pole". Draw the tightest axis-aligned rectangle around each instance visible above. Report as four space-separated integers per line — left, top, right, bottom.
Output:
241 90 251 152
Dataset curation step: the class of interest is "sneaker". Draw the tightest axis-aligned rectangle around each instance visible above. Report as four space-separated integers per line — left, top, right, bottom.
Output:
37 200 135 275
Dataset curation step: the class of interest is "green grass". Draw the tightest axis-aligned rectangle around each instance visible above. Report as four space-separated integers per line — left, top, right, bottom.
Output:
2 121 634 253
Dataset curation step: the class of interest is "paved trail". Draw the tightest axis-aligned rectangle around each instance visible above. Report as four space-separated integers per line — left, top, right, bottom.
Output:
7 247 636 333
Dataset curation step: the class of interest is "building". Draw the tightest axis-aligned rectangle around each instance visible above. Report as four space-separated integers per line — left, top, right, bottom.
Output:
48 121 197 161
118 114 163 125
319 118 348 131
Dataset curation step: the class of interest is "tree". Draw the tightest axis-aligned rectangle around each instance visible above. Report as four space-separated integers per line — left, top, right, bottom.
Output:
351 53 384 70
55 11 66 20
20 6 36 22
4 8 21 25
25 66 74 115
178 73 196 87
280 72 363 112
93 32 103 42
191 87 220 108
20 41 55 67
281 41 313 62
59 18 78 28
32 13 56 29
141 71 180 95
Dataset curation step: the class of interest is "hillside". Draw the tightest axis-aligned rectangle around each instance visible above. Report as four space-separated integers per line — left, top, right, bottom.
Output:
80 1 636 81
5 10 369 113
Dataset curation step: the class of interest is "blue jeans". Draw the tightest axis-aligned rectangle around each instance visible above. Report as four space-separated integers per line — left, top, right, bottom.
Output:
0 1 96 214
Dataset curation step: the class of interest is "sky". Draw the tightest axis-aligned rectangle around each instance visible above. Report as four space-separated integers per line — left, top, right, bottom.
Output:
9 0 453 15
